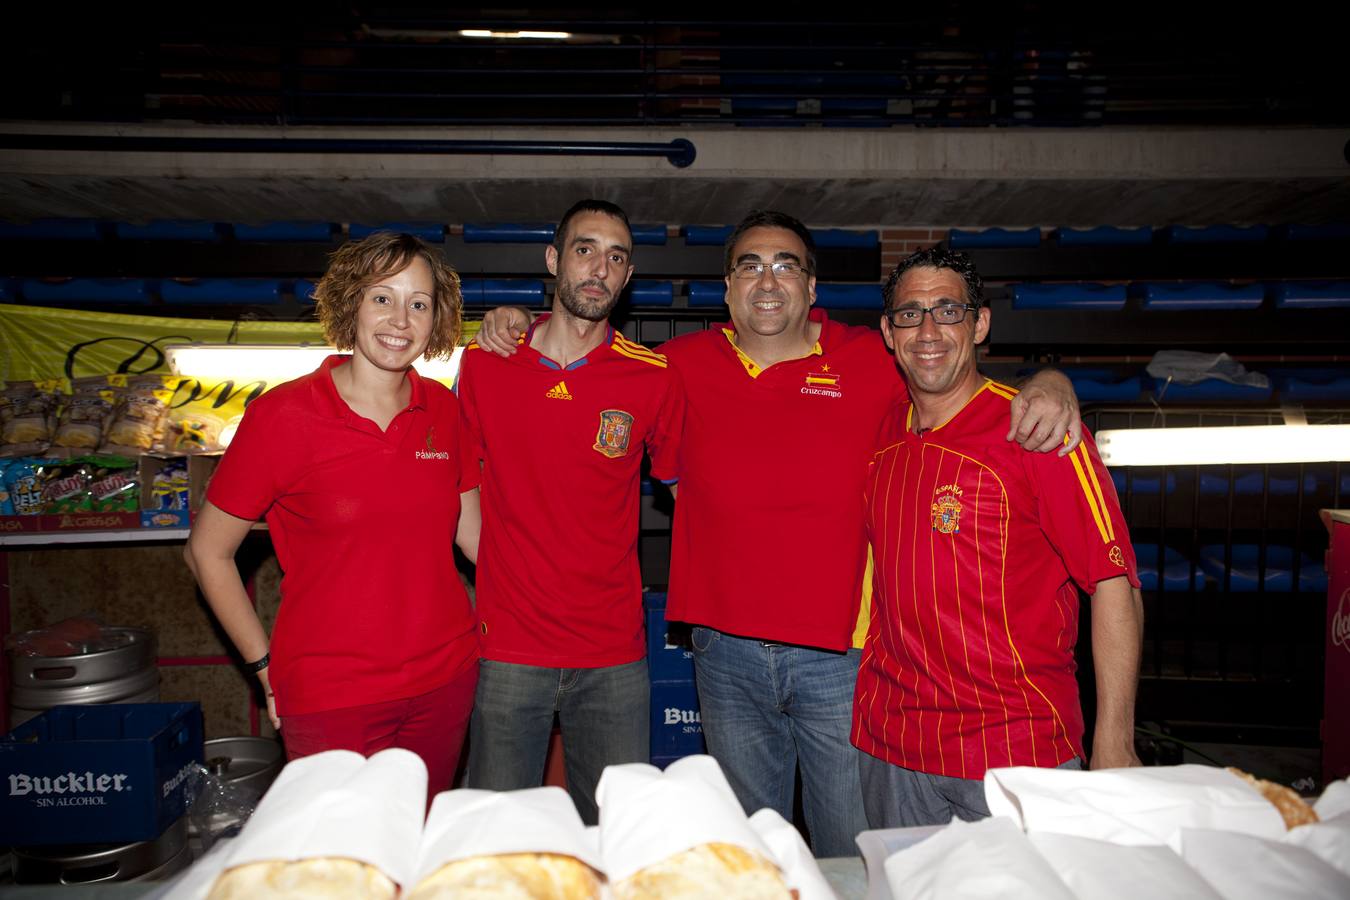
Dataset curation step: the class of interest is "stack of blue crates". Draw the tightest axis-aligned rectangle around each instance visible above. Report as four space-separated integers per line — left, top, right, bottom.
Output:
644 592 705 768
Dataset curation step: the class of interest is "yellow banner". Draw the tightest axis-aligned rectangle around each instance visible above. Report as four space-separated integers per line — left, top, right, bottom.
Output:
0 303 479 384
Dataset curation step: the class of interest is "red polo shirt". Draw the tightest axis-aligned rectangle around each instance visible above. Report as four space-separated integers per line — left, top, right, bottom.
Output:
206 355 480 716
660 309 907 651
852 380 1139 780
457 320 683 667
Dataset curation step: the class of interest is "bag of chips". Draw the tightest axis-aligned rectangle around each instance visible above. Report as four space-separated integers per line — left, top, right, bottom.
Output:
50 376 117 457
0 381 59 457
100 375 175 456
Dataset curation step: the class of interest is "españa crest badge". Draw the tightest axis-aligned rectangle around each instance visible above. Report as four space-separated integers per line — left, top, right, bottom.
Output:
593 409 635 458
931 484 963 534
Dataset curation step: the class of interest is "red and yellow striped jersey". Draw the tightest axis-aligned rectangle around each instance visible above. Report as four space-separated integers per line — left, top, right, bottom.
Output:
457 319 683 667
852 380 1138 779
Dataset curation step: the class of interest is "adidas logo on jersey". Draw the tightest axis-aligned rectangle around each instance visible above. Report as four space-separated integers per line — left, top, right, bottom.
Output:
545 381 573 400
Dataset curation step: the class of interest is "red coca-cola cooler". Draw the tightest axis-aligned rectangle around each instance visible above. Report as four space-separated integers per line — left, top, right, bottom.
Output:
1321 510 1350 785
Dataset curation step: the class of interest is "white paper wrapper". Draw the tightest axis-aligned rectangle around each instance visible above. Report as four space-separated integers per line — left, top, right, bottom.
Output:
164 749 426 898
883 816 1074 900
1177 827 1350 900
985 764 1286 845
1285 813 1350 879
411 786 602 885
1314 778 1350 820
1028 831 1223 900
856 826 944 900
748 808 837 900
595 755 776 882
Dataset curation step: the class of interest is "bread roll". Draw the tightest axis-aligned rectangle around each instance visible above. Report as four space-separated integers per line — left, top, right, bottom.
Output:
406 852 600 900
1227 767 1319 829
206 857 397 899
612 842 792 900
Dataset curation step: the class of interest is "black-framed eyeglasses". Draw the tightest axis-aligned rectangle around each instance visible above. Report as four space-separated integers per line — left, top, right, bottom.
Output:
884 303 979 328
731 261 808 280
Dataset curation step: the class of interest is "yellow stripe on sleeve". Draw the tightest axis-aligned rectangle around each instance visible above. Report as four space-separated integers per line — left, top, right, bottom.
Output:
1077 445 1115 541
1067 446 1111 544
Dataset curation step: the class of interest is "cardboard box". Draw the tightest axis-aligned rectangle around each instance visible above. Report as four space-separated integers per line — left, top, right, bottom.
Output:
645 592 694 681
650 679 705 759
0 703 204 845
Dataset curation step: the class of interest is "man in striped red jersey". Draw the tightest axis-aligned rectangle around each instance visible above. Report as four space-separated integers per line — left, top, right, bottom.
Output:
853 247 1144 829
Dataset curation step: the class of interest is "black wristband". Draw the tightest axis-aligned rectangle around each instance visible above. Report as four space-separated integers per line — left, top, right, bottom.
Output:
244 652 270 674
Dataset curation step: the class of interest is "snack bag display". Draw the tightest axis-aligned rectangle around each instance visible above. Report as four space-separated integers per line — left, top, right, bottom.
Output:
153 459 191 511
84 456 140 513
50 376 117 456
100 375 176 456
4 459 48 515
41 460 94 513
0 380 60 457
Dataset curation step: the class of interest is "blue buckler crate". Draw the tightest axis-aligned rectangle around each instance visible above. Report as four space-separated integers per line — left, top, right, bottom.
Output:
0 703 204 845
650 679 705 759
644 592 693 682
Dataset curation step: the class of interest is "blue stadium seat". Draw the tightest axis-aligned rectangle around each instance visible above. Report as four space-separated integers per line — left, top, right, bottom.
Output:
1275 224 1350 242
232 221 337 242
1198 544 1328 593
1271 281 1350 309
810 229 878 249
1149 378 1273 402
460 279 546 306
0 218 105 241
1133 545 1206 592
630 225 668 246
160 279 284 305
629 282 674 306
350 223 445 242
462 223 554 243
683 225 734 246
948 228 1040 249
1066 370 1144 402
1053 226 1152 247
1276 368 1350 402
1137 282 1264 310
1110 470 1177 495
293 279 317 304
1198 469 1320 496
115 220 223 242
1164 225 1269 244
1010 283 1127 310
816 284 881 310
687 281 726 307
20 278 152 305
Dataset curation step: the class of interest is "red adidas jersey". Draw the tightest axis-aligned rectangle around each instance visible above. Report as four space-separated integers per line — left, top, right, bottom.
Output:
852 380 1139 780
206 356 481 716
457 319 683 667
660 309 907 650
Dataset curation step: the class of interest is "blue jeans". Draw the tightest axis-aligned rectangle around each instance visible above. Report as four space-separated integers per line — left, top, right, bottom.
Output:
691 627 868 858
859 750 1084 828
464 658 649 825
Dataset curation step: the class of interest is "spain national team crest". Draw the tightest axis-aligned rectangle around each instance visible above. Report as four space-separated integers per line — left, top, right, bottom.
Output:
593 409 635 458
931 484 964 534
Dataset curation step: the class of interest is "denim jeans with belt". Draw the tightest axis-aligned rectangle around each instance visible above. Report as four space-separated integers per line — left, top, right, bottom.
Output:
691 627 868 858
464 657 649 825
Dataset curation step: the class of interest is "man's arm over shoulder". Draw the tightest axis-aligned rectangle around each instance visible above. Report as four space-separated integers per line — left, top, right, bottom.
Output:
1009 368 1082 454
1089 575 1143 769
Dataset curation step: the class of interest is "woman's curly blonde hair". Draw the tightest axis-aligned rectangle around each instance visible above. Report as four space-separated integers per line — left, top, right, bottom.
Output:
313 232 462 360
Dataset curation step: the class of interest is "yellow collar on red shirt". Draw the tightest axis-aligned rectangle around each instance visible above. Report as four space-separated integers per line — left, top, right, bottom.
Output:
720 328 823 379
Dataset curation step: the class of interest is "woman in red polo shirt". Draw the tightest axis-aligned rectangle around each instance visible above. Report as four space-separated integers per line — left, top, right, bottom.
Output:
184 232 481 796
